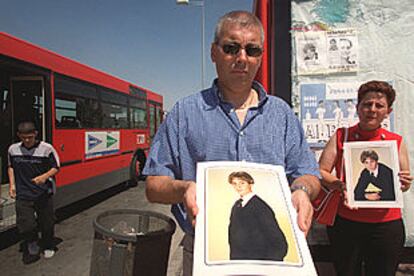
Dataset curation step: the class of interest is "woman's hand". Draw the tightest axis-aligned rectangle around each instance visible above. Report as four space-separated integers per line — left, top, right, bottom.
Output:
399 170 413 192
342 190 358 210
331 180 346 192
331 180 358 209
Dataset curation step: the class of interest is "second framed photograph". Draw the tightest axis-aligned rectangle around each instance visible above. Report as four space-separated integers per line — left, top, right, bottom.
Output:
343 140 403 208
193 161 316 276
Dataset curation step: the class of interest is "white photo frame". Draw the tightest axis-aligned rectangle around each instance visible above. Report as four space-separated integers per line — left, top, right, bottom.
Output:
343 140 402 208
193 161 317 276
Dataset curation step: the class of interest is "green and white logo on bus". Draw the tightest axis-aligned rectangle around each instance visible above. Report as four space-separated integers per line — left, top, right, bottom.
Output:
85 131 120 159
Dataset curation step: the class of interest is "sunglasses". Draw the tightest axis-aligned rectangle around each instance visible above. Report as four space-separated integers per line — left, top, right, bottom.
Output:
220 43 263 57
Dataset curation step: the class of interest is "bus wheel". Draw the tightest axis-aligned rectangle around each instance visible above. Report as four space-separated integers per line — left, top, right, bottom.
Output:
129 152 146 186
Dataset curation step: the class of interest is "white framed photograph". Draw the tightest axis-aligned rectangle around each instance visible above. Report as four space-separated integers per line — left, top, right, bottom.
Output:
193 161 317 276
343 141 402 208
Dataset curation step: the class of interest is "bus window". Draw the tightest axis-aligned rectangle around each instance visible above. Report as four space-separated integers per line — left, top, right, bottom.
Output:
130 97 147 129
55 75 100 128
100 88 128 129
55 98 78 127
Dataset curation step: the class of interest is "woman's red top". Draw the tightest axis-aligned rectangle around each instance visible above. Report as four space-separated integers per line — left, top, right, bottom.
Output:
335 124 402 223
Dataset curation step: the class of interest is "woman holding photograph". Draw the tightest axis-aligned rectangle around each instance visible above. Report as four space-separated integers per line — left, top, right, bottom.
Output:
319 80 413 276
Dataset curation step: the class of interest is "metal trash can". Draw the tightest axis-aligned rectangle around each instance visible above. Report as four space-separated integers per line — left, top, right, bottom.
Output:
0 197 16 231
89 209 176 276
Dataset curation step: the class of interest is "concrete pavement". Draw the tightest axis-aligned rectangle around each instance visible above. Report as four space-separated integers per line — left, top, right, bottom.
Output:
1 181 413 276
0 182 184 276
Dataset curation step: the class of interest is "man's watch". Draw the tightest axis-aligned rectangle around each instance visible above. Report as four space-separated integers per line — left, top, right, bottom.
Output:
290 184 310 197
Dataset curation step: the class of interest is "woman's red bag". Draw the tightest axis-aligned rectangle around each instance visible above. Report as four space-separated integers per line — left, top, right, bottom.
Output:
312 187 341 226
312 127 348 226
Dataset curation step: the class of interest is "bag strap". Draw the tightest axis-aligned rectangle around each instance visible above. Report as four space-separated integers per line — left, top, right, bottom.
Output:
340 127 348 182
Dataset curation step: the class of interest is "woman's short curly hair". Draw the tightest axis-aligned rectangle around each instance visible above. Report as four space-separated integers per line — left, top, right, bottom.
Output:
358 80 396 108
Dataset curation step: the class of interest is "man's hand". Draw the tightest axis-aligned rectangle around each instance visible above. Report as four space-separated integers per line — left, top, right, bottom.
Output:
291 190 313 236
183 181 198 227
31 168 58 185
146 176 199 228
9 186 16 199
32 175 48 185
365 192 380 201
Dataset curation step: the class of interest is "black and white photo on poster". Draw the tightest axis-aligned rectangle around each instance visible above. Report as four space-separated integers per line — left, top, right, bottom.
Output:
295 28 358 75
295 31 327 75
327 29 358 73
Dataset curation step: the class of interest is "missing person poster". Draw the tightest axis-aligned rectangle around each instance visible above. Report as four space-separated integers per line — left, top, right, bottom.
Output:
193 161 316 276
295 31 328 75
295 28 359 75
326 29 359 73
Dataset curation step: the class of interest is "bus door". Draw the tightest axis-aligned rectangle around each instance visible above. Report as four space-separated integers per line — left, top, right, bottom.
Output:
10 77 45 142
149 103 156 142
0 84 10 184
148 102 163 142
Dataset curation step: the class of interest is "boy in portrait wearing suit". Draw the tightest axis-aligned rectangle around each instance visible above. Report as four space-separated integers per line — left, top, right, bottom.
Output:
228 171 288 261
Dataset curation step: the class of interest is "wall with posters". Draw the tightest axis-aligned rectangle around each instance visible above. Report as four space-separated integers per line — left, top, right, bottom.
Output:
291 0 414 245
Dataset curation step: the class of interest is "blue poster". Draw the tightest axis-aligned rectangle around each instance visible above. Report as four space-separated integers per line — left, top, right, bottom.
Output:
300 82 394 148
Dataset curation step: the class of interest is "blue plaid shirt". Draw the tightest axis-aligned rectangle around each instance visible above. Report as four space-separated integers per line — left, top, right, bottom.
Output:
143 80 319 233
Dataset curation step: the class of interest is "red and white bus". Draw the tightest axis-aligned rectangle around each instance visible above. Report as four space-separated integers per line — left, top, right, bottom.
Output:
0 32 163 211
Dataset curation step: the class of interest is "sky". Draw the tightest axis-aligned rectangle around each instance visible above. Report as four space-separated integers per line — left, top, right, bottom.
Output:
0 0 253 110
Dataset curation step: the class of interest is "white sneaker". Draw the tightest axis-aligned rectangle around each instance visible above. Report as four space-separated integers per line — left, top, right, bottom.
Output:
44 249 55 259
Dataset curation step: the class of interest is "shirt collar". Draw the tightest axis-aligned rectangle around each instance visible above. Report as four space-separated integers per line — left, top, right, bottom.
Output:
20 140 40 150
240 192 255 207
371 165 379 177
209 79 269 112
352 124 387 140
